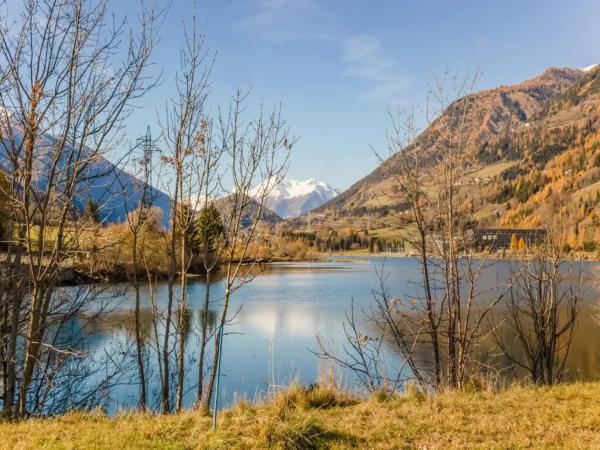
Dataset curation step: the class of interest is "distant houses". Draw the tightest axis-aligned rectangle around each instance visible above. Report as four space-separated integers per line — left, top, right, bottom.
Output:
473 228 546 250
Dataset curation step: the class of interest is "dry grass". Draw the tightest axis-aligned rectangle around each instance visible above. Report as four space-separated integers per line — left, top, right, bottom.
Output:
2 382 600 449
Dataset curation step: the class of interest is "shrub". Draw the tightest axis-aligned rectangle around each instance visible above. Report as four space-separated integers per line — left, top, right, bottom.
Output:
371 389 394 403
583 241 597 252
260 417 326 450
272 384 354 414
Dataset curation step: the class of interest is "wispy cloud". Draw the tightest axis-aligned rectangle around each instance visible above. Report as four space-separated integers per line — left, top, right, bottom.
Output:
236 0 336 44
341 34 410 102
236 1 410 103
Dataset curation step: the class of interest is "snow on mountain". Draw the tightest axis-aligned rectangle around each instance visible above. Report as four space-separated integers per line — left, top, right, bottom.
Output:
251 178 340 218
581 64 598 72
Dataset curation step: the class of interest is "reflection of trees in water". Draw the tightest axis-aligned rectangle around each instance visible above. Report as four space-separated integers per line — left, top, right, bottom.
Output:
491 306 600 381
362 304 600 384
9 286 135 416
20 262 600 413
68 303 220 403
90 306 217 342
50 301 221 413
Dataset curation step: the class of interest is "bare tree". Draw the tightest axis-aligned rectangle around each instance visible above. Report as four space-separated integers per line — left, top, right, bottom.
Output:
190 118 224 410
424 71 522 388
0 0 159 418
157 18 212 413
492 233 583 385
378 105 443 386
204 91 294 427
120 127 159 411
317 273 423 394
324 70 519 393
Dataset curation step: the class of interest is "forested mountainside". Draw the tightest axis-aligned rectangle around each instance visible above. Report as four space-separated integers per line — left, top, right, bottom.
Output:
310 65 600 250
0 115 173 227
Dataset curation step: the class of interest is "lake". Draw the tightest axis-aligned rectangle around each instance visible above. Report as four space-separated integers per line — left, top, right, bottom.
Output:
71 256 600 413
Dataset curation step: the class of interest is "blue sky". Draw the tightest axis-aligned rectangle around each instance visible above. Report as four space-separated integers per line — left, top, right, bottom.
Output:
116 0 600 190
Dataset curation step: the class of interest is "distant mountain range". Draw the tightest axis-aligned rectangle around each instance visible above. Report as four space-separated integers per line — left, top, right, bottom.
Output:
8 62 599 243
251 178 340 218
0 115 291 228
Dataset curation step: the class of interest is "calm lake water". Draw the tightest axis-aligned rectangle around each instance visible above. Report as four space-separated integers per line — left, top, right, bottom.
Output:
74 257 600 413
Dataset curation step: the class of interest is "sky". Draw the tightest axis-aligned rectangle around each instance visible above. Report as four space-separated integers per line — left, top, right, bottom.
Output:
44 1 600 190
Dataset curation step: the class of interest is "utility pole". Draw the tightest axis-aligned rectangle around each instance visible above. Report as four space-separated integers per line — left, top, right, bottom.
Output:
136 126 156 198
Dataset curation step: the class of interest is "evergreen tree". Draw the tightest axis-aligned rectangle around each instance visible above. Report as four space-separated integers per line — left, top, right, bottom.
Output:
83 198 100 223
191 203 225 258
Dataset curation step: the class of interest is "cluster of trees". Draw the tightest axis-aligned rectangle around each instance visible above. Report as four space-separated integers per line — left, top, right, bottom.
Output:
496 171 549 204
69 201 228 281
316 230 370 252
509 234 527 252
496 140 600 251
0 0 293 421
279 229 405 254
477 119 591 165
546 69 600 112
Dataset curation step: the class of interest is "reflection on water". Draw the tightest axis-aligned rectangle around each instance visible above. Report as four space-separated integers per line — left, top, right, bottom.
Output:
66 257 600 412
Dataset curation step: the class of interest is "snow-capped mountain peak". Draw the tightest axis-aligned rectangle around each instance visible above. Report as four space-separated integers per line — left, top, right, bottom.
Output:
581 63 598 72
251 178 340 218
272 178 333 198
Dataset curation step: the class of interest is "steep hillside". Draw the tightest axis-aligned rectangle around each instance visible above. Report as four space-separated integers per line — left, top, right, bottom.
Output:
316 67 585 217
485 65 600 248
0 116 172 227
307 66 600 251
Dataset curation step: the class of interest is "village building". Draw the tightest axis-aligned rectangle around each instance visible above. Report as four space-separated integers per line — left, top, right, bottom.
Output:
473 228 546 250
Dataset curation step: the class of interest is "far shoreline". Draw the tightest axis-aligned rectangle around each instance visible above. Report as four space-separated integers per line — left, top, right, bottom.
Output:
14 249 599 288
321 250 600 262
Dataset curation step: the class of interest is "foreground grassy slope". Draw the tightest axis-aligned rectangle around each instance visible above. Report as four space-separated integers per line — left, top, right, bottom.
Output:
2 382 600 449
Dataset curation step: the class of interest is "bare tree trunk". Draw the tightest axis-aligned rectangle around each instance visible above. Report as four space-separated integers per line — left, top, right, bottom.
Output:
203 286 230 414
17 288 43 417
1 228 24 418
418 229 441 386
162 196 178 413
204 92 293 426
176 222 188 412
196 268 211 410
0 0 158 417
132 235 147 410
4 290 22 418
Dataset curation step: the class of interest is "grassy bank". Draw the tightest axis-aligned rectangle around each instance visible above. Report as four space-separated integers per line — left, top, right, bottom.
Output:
2 382 600 449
